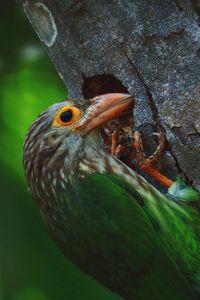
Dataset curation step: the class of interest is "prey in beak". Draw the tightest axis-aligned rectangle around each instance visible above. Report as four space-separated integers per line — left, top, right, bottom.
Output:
76 93 134 134
75 92 172 188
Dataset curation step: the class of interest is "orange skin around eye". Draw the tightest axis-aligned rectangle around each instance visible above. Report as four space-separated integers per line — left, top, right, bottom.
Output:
53 105 81 127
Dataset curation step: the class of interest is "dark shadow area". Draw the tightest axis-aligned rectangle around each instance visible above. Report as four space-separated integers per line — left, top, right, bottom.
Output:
82 74 129 98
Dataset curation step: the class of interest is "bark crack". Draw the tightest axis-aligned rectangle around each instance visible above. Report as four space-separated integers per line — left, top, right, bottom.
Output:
123 45 162 130
122 46 191 178
166 145 191 183
64 0 85 14
173 0 184 12
191 0 200 17
193 124 200 135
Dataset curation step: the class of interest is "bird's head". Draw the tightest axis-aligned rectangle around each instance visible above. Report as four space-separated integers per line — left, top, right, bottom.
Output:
23 93 133 200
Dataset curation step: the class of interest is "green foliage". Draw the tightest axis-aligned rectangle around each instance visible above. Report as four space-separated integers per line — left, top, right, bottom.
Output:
12 287 48 300
0 276 3 300
0 51 66 179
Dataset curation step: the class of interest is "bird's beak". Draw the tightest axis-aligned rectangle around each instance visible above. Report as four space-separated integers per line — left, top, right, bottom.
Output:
75 93 134 133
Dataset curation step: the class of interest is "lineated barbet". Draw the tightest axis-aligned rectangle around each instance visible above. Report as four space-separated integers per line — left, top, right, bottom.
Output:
23 93 200 300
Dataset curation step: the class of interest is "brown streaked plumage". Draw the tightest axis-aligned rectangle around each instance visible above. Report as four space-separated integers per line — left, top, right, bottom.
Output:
23 93 200 300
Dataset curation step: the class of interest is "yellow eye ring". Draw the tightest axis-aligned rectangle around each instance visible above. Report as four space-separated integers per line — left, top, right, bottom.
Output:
53 105 81 126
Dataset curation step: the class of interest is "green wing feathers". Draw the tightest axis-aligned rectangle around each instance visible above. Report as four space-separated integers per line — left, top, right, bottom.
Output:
71 173 200 300
168 178 200 202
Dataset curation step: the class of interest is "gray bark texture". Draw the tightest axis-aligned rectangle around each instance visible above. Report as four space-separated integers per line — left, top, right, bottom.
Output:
19 0 200 190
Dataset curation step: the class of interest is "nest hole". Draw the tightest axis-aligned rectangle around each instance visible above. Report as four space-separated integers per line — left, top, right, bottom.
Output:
82 74 129 98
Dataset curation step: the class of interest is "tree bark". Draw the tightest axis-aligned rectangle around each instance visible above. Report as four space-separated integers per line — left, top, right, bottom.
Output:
19 0 200 190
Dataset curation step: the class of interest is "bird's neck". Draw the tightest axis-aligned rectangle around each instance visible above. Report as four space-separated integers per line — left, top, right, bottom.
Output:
78 131 109 175
79 131 146 190
78 131 165 205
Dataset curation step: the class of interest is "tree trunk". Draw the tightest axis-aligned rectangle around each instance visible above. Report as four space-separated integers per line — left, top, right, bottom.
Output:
19 0 200 190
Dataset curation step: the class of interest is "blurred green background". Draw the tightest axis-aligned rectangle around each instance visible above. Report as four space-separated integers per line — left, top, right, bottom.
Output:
0 2 122 299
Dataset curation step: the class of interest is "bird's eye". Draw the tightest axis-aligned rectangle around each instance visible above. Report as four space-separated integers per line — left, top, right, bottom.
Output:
53 105 81 127
60 110 73 123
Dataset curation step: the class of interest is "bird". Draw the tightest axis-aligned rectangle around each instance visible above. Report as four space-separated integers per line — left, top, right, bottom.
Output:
23 93 200 300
